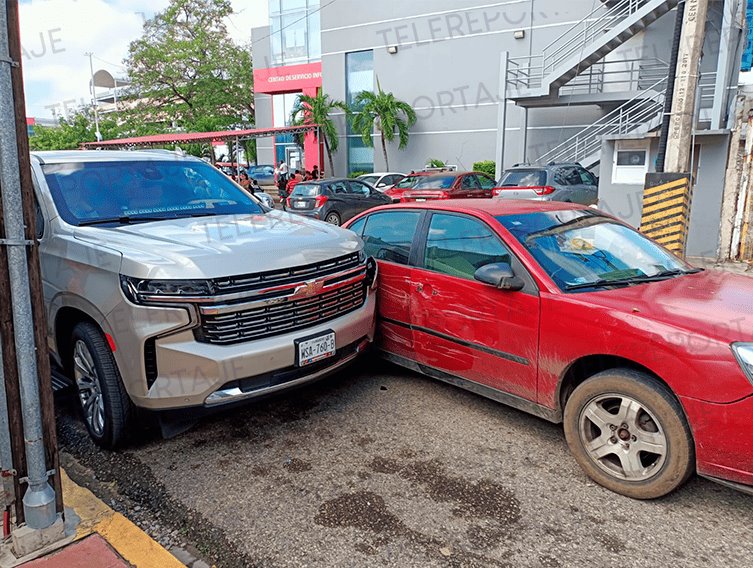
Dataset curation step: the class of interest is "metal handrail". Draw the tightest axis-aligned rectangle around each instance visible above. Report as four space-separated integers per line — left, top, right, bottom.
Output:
536 78 666 165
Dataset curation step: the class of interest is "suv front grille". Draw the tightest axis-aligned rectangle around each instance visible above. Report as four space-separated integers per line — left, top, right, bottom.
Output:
211 252 362 296
196 255 369 345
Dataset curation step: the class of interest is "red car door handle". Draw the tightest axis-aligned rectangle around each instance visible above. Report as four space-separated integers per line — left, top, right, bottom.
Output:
414 283 423 293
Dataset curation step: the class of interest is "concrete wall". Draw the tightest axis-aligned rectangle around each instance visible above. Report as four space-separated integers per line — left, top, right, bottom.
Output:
598 133 730 258
251 25 276 166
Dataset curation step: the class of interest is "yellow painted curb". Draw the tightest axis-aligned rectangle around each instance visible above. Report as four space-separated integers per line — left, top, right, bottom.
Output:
60 469 183 568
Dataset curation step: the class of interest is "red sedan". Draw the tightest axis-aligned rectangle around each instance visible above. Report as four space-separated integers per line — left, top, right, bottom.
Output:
344 200 753 499
399 172 497 202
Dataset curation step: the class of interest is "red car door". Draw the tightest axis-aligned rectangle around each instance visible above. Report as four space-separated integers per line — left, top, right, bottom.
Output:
351 209 425 360
409 211 540 401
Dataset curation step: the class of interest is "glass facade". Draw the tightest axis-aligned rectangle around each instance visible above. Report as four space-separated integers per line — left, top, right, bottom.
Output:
346 50 374 174
268 0 321 67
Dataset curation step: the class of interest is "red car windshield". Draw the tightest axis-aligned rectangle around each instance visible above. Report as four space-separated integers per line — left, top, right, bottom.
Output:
497 210 694 292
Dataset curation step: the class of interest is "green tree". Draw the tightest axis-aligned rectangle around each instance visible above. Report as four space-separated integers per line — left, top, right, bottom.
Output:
350 80 417 171
290 91 347 177
125 0 254 130
28 107 126 151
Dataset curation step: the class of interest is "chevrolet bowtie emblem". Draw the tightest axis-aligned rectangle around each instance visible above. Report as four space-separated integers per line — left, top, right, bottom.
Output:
291 279 325 299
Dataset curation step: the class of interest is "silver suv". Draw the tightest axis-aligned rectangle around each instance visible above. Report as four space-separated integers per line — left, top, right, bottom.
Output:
32 151 376 447
494 163 598 205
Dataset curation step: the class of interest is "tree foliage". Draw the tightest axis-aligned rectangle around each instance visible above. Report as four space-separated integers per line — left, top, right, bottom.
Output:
350 79 416 171
125 0 254 130
290 91 347 176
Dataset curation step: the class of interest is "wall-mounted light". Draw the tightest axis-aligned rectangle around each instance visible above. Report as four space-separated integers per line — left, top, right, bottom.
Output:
514 30 525 39
387 45 398 54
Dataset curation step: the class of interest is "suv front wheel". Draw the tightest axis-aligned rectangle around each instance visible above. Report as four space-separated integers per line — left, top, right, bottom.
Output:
70 322 132 448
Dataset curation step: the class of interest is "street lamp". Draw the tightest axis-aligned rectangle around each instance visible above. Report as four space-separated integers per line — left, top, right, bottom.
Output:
85 52 102 142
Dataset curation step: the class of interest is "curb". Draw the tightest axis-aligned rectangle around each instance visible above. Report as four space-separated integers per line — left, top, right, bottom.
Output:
60 469 184 568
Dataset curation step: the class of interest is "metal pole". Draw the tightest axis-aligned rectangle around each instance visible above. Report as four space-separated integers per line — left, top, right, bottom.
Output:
0 0 56 530
495 51 510 181
85 52 102 141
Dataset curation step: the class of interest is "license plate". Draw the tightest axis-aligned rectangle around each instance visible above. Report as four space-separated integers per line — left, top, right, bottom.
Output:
295 331 336 367
294 201 307 208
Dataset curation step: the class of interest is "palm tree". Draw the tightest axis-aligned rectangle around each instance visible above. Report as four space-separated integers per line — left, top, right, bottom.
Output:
350 80 417 171
289 90 347 177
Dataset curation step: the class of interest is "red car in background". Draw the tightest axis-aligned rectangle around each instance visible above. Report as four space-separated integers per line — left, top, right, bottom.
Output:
345 200 753 499
400 171 497 202
382 171 434 202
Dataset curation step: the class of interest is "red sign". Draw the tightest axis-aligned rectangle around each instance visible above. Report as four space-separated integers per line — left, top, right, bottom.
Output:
253 62 322 94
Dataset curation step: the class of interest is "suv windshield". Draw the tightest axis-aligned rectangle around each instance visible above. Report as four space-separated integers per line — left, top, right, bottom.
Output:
412 175 456 190
497 210 694 292
42 160 263 226
500 169 547 187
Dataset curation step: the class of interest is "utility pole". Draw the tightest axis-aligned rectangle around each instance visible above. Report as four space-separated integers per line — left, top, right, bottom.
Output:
663 0 709 173
641 0 709 257
85 52 102 142
1 0 65 555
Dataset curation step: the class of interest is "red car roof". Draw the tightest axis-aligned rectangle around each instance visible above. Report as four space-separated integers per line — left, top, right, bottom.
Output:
367 199 589 216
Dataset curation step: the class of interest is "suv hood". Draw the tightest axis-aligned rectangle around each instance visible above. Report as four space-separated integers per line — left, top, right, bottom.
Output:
577 270 753 344
74 211 362 279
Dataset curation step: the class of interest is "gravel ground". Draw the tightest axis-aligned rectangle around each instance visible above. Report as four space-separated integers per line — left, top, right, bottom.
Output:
57 355 753 568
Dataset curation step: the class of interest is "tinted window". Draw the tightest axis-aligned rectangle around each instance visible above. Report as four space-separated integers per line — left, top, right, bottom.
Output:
348 216 367 236
413 175 456 190
499 169 546 187
461 175 481 189
291 183 321 197
347 181 370 196
327 180 349 194
477 174 497 189
362 211 422 264
42 160 263 226
385 175 402 185
577 168 596 185
423 214 511 280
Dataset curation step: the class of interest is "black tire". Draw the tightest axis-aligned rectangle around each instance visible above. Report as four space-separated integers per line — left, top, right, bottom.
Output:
70 322 132 448
563 369 694 499
324 211 341 226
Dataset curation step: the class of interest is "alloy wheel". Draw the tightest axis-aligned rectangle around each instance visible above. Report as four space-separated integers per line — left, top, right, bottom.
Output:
579 393 667 482
325 213 340 226
73 340 106 437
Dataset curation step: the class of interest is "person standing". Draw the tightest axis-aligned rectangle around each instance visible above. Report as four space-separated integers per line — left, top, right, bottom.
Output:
312 165 320 180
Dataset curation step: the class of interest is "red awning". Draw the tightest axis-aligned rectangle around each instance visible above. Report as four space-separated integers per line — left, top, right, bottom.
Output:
82 124 318 148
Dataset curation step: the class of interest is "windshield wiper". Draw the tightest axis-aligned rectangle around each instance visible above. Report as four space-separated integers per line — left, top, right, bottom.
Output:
77 215 170 227
565 268 702 291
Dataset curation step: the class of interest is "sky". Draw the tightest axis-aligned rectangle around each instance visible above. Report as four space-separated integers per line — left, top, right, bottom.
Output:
18 0 269 119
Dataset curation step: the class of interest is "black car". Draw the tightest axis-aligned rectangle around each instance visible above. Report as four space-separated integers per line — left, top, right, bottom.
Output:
286 178 392 226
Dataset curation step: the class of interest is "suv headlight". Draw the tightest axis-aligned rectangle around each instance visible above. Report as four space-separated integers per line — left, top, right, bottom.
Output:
732 343 753 385
121 275 213 305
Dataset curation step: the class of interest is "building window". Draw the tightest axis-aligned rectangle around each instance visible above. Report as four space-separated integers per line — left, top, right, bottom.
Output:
268 0 320 67
612 141 650 185
346 50 374 174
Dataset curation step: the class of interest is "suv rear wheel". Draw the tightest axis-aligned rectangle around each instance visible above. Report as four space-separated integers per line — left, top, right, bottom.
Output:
70 322 132 448
563 369 694 499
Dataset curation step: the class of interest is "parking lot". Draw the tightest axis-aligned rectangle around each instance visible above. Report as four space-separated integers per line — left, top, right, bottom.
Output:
57 355 753 568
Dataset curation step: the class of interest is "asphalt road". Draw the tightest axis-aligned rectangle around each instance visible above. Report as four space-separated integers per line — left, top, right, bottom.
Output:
57 355 753 568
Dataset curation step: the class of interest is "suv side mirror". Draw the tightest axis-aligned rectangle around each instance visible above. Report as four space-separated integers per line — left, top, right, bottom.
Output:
474 262 525 291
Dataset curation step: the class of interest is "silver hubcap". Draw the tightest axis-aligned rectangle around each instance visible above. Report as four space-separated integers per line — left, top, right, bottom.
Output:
579 393 667 482
326 214 339 225
73 340 106 437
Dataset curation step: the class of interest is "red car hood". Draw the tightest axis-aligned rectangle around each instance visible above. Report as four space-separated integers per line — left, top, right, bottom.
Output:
575 270 753 344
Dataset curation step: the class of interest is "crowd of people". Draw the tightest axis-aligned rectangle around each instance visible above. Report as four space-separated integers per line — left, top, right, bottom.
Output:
275 161 322 200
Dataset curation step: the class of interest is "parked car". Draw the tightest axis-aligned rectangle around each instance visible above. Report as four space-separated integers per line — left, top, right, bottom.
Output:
382 171 433 202
248 164 275 186
286 178 392 226
494 163 598 205
32 150 377 447
357 172 405 191
400 171 497 202
344 199 753 499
